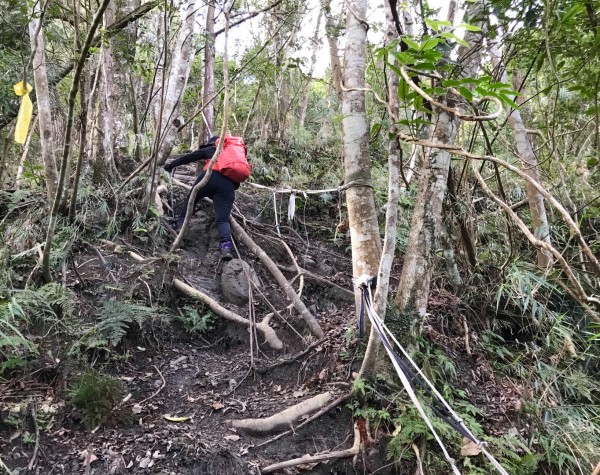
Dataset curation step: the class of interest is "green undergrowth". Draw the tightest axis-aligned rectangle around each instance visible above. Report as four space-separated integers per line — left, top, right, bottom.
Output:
350 282 600 474
68 368 130 428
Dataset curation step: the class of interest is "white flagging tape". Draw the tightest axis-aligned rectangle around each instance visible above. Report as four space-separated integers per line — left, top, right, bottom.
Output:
287 192 296 224
356 277 510 475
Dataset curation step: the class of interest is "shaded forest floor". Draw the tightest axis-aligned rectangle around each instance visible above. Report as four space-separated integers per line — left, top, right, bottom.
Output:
0 179 596 474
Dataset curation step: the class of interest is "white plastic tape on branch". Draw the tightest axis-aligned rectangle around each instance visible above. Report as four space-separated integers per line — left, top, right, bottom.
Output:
354 275 510 475
287 192 296 224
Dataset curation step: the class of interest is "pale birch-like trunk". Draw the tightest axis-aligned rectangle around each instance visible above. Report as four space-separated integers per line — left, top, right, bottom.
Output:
359 0 401 377
393 1 485 316
342 0 381 302
199 0 215 143
28 2 58 201
398 4 421 189
509 72 553 269
145 0 201 209
321 0 343 102
154 0 201 166
489 42 553 269
394 110 458 317
196 1 215 174
95 0 121 183
115 0 139 156
299 10 322 128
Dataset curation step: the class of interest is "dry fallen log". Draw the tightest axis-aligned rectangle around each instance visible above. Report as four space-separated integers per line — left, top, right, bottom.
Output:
173 278 283 350
227 391 332 433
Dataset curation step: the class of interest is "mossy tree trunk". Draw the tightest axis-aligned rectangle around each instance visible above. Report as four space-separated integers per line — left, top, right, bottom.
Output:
393 0 486 323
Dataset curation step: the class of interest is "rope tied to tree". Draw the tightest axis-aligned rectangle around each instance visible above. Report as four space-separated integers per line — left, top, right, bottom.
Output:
354 275 510 475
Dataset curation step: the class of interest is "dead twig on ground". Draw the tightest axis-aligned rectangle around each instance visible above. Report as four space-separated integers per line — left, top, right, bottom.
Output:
277 264 355 301
91 246 117 282
256 337 327 374
260 422 361 474
26 403 40 472
462 315 471 355
136 365 165 406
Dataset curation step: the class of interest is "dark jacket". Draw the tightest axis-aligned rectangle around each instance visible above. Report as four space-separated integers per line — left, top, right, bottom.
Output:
165 135 219 171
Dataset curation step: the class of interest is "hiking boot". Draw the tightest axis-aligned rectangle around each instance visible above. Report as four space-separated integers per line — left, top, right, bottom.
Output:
220 241 233 261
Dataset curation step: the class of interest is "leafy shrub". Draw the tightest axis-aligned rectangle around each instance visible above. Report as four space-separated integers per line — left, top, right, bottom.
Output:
176 306 215 335
71 300 167 355
68 368 128 428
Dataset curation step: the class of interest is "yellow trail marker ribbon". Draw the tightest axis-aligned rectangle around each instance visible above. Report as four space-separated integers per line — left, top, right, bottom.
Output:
13 81 34 144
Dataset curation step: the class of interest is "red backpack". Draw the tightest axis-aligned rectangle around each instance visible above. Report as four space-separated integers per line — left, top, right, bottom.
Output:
205 135 251 184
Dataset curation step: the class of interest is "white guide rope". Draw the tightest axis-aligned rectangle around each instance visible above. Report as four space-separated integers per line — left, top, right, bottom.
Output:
356 276 510 475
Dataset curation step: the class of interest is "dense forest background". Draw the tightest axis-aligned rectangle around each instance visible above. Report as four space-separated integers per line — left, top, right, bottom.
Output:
1 0 599 474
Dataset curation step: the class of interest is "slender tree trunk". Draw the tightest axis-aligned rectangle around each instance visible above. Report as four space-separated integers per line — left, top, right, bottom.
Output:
360 0 400 377
299 10 323 128
393 0 485 319
200 1 215 142
15 117 38 189
113 0 139 157
394 110 458 317
509 72 553 269
154 0 201 166
489 41 553 269
342 0 381 309
197 0 215 174
243 80 262 137
1 124 16 184
146 0 201 209
50 86 69 211
321 0 343 102
94 0 120 183
42 0 112 282
69 75 88 220
28 1 58 201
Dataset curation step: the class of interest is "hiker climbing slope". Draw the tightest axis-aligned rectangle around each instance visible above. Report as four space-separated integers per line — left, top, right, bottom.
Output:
164 135 251 260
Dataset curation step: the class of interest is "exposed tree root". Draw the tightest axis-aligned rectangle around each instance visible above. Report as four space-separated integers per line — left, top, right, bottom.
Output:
228 391 332 433
255 392 351 448
277 264 355 301
136 364 165 406
256 337 327 374
230 217 324 338
26 403 40 472
173 278 283 350
260 423 360 474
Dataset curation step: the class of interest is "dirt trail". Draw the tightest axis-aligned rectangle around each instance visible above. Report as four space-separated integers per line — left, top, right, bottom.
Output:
0 202 372 474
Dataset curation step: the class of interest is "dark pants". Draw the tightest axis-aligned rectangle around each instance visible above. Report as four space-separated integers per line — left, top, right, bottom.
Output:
179 171 236 243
